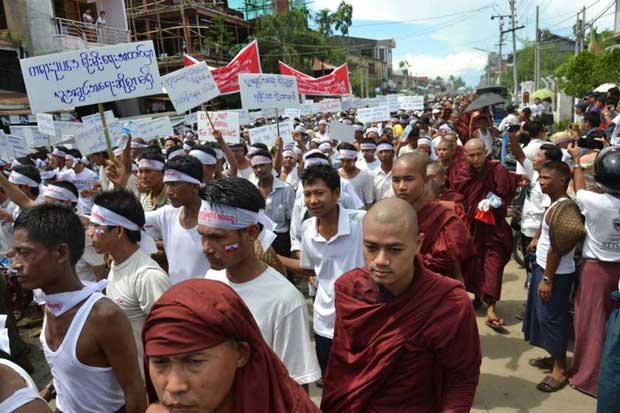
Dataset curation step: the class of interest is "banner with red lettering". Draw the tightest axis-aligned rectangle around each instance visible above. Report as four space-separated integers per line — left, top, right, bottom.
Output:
184 40 262 95
279 61 351 96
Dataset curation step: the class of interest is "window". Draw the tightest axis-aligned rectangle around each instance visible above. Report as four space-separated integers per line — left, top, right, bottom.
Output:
378 48 385 61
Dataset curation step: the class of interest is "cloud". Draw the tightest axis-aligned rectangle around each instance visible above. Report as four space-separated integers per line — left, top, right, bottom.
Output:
394 50 488 79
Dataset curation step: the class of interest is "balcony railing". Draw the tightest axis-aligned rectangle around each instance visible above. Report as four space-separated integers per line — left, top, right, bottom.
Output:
52 17 130 46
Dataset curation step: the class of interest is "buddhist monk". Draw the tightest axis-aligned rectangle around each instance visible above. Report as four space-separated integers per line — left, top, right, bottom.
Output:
451 138 517 329
142 279 320 413
321 198 481 413
392 153 477 289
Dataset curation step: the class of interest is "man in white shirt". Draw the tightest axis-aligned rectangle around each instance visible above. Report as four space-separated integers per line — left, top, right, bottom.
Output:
278 165 366 378
89 189 170 365
62 149 98 215
338 143 374 209
516 121 548 176
200 177 320 386
372 139 395 201
82 8 95 24
355 138 381 171
316 119 330 140
498 105 519 133
145 156 210 284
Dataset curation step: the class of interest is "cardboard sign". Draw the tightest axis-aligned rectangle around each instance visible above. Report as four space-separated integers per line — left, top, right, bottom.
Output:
20 41 161 113
197 111 240 143
239 74 299 110
75 126 108 155
311 99 342 114
4 134 31 158
229 109 250 125
357 106 390 123
329 122 355 143
398 95 424 110
51 121 84 145
125 117 174 141
82 110 114 126
249 120 294 146
10 126 51 147
36 113 55 136
162 62 220 113
284 108 301 119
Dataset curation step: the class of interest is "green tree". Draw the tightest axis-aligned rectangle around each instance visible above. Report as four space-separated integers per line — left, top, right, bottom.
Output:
398 60 410 76
314 9 333 38
453 76 466 89
206 15 235 60
332 2 353 36
556 49 620 96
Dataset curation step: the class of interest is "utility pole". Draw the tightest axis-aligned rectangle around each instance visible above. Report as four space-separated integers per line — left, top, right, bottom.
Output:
503 1 524 103
534 5 540 90
581 7 586 53
492 14 510 86
575 9 584 55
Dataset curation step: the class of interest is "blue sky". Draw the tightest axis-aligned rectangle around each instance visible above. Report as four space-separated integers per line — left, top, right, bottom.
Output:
307 0 617 86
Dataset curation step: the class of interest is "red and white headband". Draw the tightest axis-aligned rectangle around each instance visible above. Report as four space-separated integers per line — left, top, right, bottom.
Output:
43 184 78 203
138 159 165 171
89 204 157 254
189 150 217 166
163 169 202 185
250 155 273 167
339 149 358 160
9 171 39 187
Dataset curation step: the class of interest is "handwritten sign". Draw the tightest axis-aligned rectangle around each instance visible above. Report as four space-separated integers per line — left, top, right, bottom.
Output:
162 62 220 113
10 126 51 147
284 108 301 119
398 95 424 110
36 114 56 136
126 117 174 141
0 134 14 160
82 110 114 126
51 121 84 145
329 122 355 143
5 134 31 158
239 74 299 110
20 41 161 113
357 106 390 123
75 126 108 155
197 111 240 143
387 94 402 111
249 120 294 147
311 99 342 114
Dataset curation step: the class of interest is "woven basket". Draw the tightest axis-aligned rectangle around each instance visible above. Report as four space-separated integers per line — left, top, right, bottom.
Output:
548 200 586 256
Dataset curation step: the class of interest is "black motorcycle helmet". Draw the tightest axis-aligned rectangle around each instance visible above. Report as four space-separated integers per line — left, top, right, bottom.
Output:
594 146 620 193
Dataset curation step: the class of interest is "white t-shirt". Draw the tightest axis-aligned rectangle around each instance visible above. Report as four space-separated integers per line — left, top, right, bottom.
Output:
237 166 253 179
75 243 105 282
498 113 519 132
300 207 366 338
576 190 620 262
372 167 394 201
473 129 494 156
515 138 545 176
356 157 380 171
145 203 210 284
519 159 551 237
106 249 170 366
340 169 375 205
536 198 576 274
205 266 321 384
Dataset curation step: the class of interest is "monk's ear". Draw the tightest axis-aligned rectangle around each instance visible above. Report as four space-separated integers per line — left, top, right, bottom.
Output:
414 233 424 255
235 341 251 368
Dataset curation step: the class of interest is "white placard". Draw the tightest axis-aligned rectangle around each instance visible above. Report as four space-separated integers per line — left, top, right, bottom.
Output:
51 121 84 145
10 126 51 147
311 99 342 114
36 113 55 136
0 134 14 160
299 104 313 116
284 108 301 119
5 134 31 158
126 116 174 141
82 110 115 126
249 120 294 147
229 109 250 125
398 95 424 110
357 106 390 123
248 110 263 123
75 126 107 155
197 111 240 143
329 122 355 143
20 41 161 113
239 74 299 110
161 62 220 114
387 95 401 111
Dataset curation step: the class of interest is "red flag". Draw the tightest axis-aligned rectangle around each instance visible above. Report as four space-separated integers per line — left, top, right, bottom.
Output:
279 61 351 96
183 40 262 95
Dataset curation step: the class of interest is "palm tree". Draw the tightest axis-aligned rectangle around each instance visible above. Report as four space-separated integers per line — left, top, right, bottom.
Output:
333 1 353 54
314 9 333 38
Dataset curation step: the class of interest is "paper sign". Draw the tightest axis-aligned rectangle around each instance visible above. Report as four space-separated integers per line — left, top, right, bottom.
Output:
10 126 51 147
20 41 161 113
284 108 301 119
357 106 390 123
329 122 355 142
197 111 240 143
126 117 173 141
239 74 299 110
51 121 84 145
75 126 108 155
398 95 424 110
5 134 31 158
311 99 342 114
162 62 220 113
36 113 56 136
249 120 294 146
0 134 14 160
82 110 115 126
229 109 250 125
387 94 403 111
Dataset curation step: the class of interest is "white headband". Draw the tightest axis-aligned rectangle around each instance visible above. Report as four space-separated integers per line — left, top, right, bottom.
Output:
138 159 165 171
163 169 202 185
282 150 296 159
89 204 157 254
168 148 185 159
52 149 66 158
198 202 276 251
418 138 432 147
250 155 273 167
40 170 57 180
43 184 78 203
9 171 39 187
319 143 331 153
339 149 358 160
376 143 394 152
304 157 329 168
360 143 377 151
189 150 217 166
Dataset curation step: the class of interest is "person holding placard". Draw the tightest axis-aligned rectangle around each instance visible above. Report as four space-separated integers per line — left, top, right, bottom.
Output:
338 143 375 210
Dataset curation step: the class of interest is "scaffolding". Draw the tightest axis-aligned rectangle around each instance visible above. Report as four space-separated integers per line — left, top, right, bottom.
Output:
124 0 252 74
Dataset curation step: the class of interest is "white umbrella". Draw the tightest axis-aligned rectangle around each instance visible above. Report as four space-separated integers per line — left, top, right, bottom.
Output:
594 83 617 92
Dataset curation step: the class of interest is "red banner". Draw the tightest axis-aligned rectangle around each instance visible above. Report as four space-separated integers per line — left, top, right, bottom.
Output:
279 61 351 96
184 40 262 95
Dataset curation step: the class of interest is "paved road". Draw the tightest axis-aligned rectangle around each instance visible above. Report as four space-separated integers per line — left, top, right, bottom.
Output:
309 258 597 412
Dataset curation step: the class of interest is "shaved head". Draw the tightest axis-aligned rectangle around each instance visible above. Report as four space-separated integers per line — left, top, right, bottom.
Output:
464 138 485 152
426 162 445 177
464 138 488 170
365 198 418 237
394 152 429 178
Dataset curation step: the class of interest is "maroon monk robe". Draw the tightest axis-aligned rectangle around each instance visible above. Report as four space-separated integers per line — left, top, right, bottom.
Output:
446 146 467 189
450 159 516 303
321 259 481 413
418 202 480 295
439 189 467 223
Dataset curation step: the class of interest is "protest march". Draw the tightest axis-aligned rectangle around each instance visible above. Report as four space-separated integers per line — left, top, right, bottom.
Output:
1 32 620 413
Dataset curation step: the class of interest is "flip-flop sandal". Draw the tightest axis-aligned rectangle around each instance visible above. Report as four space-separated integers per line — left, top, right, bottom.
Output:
529 357 554 369
537 375 567 392
485 318 505 330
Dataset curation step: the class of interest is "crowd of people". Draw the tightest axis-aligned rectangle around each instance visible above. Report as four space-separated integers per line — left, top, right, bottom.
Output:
0 89 619 413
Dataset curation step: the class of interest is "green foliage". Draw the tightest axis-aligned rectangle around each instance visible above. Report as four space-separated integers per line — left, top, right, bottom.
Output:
314 9 333 37
205 15 236 60
556 49 620 96
332 2 353 36
256 9 345 74
349 68 381 97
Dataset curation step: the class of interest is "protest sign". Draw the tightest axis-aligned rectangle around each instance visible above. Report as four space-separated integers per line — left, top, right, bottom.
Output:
4 134 31 158
0 134 13 160
279 62 351 96
36 114 55 136
229 109 250 125
20 41 161 114
75 126 107 155
284 108 301 119
329 122 355 143
239 74 299 110
51 121 84 145
311 99 342 114
357 106 390 123
197 111 240 143
10 126 51 147
387 95 401 111
398 95 424 110
162 62 220 113
123 117 174 141
82 110 114 126
249 120 294 146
